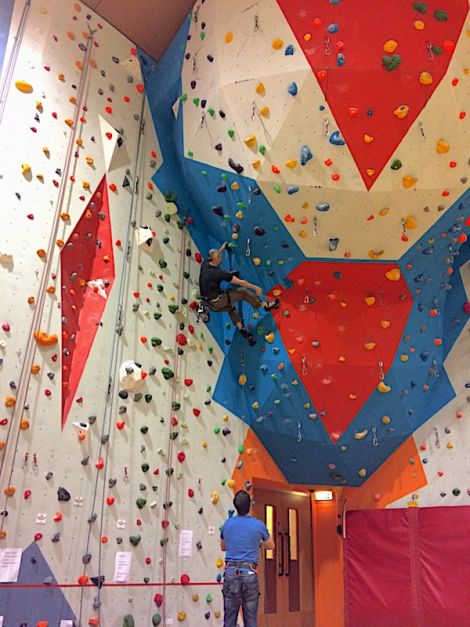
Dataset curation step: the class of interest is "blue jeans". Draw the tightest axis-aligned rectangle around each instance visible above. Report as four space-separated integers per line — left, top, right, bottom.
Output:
222 567 260 627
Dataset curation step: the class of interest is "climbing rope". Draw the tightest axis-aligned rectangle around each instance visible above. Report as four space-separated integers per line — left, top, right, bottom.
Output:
0 0 31 128
0 24 97 529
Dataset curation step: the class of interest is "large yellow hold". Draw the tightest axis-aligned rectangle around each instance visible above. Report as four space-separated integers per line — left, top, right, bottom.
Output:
15 80 33 93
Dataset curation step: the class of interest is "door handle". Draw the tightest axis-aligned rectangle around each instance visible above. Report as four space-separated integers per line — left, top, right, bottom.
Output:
284 532 290 576
277 531 284 576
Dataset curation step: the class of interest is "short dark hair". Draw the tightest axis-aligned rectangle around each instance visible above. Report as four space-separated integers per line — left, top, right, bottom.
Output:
233 490 251 516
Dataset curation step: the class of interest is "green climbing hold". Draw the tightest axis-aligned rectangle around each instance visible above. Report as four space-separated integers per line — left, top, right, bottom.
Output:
123 615 135 627
136 498 147 509
201 170 208 176
434 9 447 21
206 385 212 393
168 304 179 314
159 260 167 269
431 45 442 55
172 401 181 410
273 184 282 193
206 593 213 603
221 173 229 181
382 55 401 71
259 145 267 155
274 399 281 405
207 108 215 117
208 347 214 354
200 31 206 40
153 312 162 320
238 444 244 454
237 201 246 209
180 94 188 102
152 613 162 626
228 129 235 138
157 285 164 292
162 237 170 244
214 427 221 434
129 535 141 546
141 463 149 472
187 150 194 158
165 190 177 202
192 97 200 106
151 337 162 346
391 159 402 170
162 367 174 380
412 2 427 14
140 426 149 434
183 271 190 279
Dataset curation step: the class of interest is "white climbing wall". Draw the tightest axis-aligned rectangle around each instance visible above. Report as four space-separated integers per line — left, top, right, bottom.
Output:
0 1 247 624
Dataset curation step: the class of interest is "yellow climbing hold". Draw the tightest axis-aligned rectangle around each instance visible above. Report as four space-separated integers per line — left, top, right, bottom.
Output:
252 160 261 169
380 320 391 329
383 40 398 53
85 157 94 165
404 215 418 229
285 159 297 168
265 332 275 344
414 20 425 30
15 80 33 93
364 296 376 306
447 442 454 449
338 355 346 362
436 139 450 154
260 106 270 117
272 38 284 49
225 32 233 43
223 414 229 422
235 210 244 219
363 342 376 351
299 230 308 238
402 175 417 188
400 354 409 362
363 134 374 143
354 429 369 440
202 441 207 448
385 268 401 281
227 479 235 488
349 393 357 400
379 208 390 217
211 491 219 504
192 594 200 602
216 558 224 568
252 257 261 266
393 104 409 119
244 135 257 148
238 373 247 386
231 181 239 191
382 415 391 424
304 33 312 42
22 163 31 175
252 401 259 410
177 612 186 622
368 250 384 259
256 82 265 95
378 381 391 393
366 168 375 177
358 468 367 478
419 71 433 85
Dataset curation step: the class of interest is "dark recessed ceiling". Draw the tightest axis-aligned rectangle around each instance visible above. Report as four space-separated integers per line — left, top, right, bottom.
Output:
81 0 194 61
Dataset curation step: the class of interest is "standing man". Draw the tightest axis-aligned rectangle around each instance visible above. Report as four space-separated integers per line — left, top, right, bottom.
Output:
220 490 275 627
199 242 279 345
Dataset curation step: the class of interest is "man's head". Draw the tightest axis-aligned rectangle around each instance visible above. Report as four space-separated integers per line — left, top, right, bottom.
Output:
233 490 251 516
208 248 222 266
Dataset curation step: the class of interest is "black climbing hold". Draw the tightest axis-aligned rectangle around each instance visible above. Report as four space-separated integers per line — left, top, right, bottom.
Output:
228 158 244 174
57 487 71 502
212 205 223 216
119 390 128 399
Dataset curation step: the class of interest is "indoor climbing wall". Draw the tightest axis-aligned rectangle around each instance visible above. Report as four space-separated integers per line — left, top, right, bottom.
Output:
0 0 247 625
142 0 470 504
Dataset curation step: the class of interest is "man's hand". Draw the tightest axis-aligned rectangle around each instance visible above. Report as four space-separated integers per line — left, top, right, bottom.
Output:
254 285 263 297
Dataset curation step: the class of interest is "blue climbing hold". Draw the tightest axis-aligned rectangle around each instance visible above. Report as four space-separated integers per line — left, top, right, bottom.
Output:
316 202 330 212
337 53 345 67
328 238 339 252
285 44 294 55
329 130 345 146
300 145 313 166
287 185 299 195
423 246 435 255
287 81 298 96
327 23 339 33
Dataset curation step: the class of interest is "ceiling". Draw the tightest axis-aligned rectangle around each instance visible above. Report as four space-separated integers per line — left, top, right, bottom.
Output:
81 0 195 61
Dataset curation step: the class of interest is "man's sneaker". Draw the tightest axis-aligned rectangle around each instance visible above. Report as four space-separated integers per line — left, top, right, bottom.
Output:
240 327 257 346
263 298 279 312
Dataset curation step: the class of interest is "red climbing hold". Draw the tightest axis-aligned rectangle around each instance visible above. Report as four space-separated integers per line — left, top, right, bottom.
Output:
177 451 186 463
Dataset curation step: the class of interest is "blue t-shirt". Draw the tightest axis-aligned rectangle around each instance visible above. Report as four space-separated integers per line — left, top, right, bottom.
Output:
220 515 270 564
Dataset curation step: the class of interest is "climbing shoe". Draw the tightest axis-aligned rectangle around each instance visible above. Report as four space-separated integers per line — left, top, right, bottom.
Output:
263 298 279 312
240 328 257 346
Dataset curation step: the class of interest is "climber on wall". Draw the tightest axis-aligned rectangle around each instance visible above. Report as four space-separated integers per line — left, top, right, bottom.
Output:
220 490 275 627
198 242 279 345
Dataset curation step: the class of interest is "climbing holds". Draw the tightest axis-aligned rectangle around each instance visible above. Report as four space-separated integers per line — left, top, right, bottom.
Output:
419 71 433 85
393 105 409 119
436 139 450 153
382 55 401 71
34 331 58 346
385 268 401 281
15 80 33 93
300 145 312 166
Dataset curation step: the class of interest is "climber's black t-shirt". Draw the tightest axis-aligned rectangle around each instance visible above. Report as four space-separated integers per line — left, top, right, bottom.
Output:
199 260 234 298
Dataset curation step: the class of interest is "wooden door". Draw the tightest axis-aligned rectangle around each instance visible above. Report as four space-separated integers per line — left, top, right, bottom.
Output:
254 487 315 627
